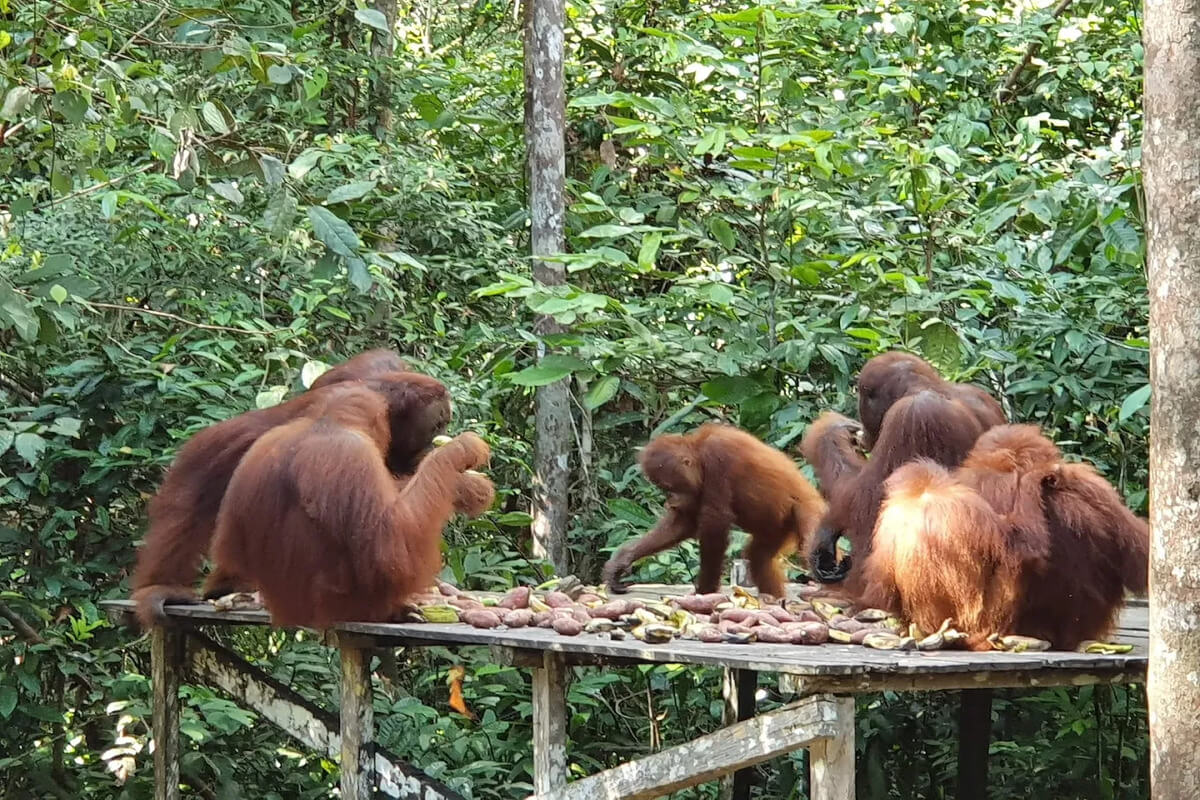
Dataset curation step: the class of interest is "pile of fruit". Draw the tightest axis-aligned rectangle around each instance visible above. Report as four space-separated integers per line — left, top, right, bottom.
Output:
400 578 983 651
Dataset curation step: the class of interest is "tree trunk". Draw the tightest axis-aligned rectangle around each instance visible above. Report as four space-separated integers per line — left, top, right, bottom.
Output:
1144 3 1200 796
523 0 570 573
369 0 398 140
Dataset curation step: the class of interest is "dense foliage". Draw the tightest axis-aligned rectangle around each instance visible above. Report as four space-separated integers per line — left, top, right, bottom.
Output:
1 0 1147 798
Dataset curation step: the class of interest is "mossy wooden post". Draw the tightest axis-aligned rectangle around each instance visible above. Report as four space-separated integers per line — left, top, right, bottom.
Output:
340 643 375 800
150 626 183 800
532 651 569 795
809 696 854 800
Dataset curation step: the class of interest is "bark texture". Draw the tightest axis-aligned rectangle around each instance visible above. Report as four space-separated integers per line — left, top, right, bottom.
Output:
524 0 571 572
1144 2 1200 795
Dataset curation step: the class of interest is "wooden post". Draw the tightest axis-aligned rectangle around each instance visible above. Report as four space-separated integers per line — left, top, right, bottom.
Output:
720 559 755 800
532 651 569 795
956 689 992 800
340 643 376 800
150 627 183 800
809 695 855 800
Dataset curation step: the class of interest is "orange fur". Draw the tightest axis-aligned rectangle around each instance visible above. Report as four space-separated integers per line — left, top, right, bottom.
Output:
208 385 489 628
602 423 826 598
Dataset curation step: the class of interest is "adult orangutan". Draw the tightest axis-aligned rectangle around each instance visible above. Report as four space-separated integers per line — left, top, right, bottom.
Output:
130 350 450 628
803 352 1006 590
602 423 826 599
207 384 492 627
860 425 1148 650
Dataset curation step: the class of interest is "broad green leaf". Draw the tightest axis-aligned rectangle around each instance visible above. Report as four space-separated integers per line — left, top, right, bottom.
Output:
255 386 288 409
0 288 38 342
210 181 244 205
258 155 285 187
607 498 657 529
0 686 15 719
346 256 372 292
701 375 759 404
1 86 33 120
637 232 662 271
201 101 229 134
49 285 68 304
263 190 297 238
494 512 534 527
14 432 46 466
0 431 13 457
327 180 377 204
709 218 736 249
354 8 390 32
583 375 620 410
1118 384 1151 422
308 206 360 256
267 64 292 84
51 90 88 123
915 321 962 372
579 224 635 239
48 417 82 437
507 355 587 387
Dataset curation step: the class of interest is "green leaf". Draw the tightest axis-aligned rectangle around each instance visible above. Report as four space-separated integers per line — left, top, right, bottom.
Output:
494 511 534 527
583 375 620 410
258 155 285 187
263 190 297 238
267 64 293 84
49 285 68 304
100 192 118 219
914 320 962 372
579 224 635 239
355 8 390 33
51 90 88 123
0 288 38 342
0 431 13 457
507 355 587 387
14 432 46 466
327 180 377 204
1118 384 1151 422
209 181 244 205
48 417 82 437
1 86 33 120
637 232 662 271
709 217 736 249
607 498 657 529
0 687 15 719
308 206 360 256
346 256 372 292
201 101 229 134
701 375 759 404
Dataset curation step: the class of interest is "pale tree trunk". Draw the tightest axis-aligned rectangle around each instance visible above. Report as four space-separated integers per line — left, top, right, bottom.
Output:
524 0 571 573
370 0 398 140
1144 2 1200 796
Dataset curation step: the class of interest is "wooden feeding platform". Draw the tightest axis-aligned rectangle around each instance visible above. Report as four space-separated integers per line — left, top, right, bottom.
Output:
101 587 1147 800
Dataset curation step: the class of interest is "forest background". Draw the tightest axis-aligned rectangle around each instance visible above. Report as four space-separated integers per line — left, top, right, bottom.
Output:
0 0 1150 798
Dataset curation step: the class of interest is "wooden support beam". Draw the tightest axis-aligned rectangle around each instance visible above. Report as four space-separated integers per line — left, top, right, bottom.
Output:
535 694 842 800
150 626 183 800
340 643 376 800
720 669 758 800
186 633 465 800
809 695 855 800
957 689 993 800
533 651 569 795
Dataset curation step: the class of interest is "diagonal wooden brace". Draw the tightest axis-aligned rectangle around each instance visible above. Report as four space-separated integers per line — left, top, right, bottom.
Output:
529 693 852 800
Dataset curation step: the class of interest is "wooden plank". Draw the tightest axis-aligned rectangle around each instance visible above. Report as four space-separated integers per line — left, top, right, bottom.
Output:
340 644 375 800
151 627 183 800
533 651 569 795
790 666 1139 694
187 632 339 757
809 696 855 800
540 694 842 800
98 600 1148 689
187 634 466 800
956 690 992 800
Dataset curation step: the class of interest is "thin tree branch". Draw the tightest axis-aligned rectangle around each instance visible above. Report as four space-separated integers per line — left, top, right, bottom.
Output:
0 372 38 404
85 302 276 336
997 0 1074 102
0 600 45 644
34 162 159 211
